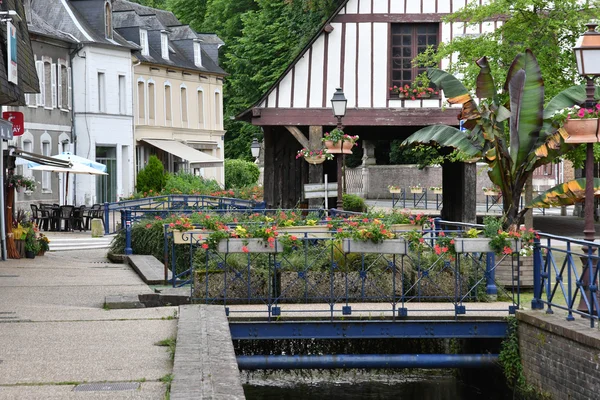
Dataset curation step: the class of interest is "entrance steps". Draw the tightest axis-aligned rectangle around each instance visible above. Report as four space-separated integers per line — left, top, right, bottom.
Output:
48 235 114 251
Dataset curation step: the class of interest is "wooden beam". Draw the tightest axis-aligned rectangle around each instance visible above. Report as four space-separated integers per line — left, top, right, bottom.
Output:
285 126 310 148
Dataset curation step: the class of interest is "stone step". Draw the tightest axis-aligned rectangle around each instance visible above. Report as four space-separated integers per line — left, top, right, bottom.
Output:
48 237 113 251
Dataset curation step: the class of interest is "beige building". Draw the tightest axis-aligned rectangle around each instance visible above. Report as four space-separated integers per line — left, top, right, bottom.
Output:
113 0 226 186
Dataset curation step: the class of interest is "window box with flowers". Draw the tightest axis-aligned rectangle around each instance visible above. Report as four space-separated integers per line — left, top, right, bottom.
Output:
335 219 408 254
8 174 36 194
169 216 212 245
390 72 440 100
409 184 423 194
322 129 359 154
552 104 600 143
482 186 500 196
296 148 334 165
430 186 443 195
385 209 427 231
388 185 401 194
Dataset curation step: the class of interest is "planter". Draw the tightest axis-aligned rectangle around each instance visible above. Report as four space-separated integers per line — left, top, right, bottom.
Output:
278 225 331 238
432 189 443 195
304 155 327 165
454 238 521 254
390 224 421 231
24 190 33 196
410 188 423 194
324 140 353 154
483 190 498 196
419 93 432 99
25 250 36 259
217 238 279 253
172 230 212 244
343 239 408 255
563 118 600 143
389 188 401 194
14 239 25 258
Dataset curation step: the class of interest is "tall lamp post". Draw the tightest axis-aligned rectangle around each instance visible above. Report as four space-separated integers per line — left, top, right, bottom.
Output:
331 88 347 210
572 23 600 312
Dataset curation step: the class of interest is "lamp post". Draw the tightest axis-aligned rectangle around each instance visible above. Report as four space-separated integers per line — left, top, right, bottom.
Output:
250 137 261 164
573 23 600 313
331 88 347 210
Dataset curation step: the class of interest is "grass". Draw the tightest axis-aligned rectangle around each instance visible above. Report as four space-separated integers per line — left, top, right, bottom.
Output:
155 337 176 361
160 374 174 400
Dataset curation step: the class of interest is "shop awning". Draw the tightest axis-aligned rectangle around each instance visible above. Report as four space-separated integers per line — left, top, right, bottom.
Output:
142 139 223 168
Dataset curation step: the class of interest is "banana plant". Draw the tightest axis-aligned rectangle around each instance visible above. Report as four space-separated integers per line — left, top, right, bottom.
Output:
528 178 600 208
402 49 595 229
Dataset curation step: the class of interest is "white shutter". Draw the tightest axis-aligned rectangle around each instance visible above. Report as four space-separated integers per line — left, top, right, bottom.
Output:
67 67 72 110
57 64 63 109
51 63 57 108
35 61 43 106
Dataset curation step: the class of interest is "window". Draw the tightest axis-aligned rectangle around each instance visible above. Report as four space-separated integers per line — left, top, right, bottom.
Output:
161 31 169 60
98 72 106 112
214 91 221 129
119 75 126 114
165 83 172 123
390 24 438 93
40 59 55 109
42 141 51 191
197 89 204 127
181 86 188 124
58 59 71 110
22 139 33 177
137 80 145 121
148 82 155 121
140 29 149 56
194 41 202 67
105 1 113 40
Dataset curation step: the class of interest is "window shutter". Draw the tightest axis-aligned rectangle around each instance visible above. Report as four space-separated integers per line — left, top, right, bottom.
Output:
36 61 44 106
67 67 72 110
57 64 63 109
51 63 57 108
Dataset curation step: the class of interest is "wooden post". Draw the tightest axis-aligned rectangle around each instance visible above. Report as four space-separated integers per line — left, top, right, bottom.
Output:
442 162 476 224
308 126 323 209
263 127 275 208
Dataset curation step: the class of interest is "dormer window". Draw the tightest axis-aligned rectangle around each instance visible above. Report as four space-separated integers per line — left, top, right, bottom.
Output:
105 1 113 40
194 40 202 67
140 29 149 56
161 30 169 60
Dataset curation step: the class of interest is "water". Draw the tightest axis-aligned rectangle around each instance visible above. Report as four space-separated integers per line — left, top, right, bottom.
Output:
243 370 512 400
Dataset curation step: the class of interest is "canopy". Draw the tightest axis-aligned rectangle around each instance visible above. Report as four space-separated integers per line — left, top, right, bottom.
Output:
142 139 223 167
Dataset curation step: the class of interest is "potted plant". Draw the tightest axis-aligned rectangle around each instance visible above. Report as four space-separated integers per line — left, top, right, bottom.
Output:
482 186 500 196
8 174 36 194
389 72 440 100
430 186 443 195
322 128 359 154
552 104 600 143
336 219 407 254
386 209 426 231
296 147 334 165
409 184 423 194
388 185 401 194
37 233 50 256
24 228 39 259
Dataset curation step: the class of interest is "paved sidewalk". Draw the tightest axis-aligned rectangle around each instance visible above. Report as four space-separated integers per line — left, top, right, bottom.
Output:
0 249 178 399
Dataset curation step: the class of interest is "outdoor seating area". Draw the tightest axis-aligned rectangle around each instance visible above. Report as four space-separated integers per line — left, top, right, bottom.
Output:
30 204 104 232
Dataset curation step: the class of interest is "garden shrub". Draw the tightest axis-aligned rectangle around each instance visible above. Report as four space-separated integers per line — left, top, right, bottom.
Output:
342 194 367 212
163 171 221 194
136 155 166 193
224 159 260 189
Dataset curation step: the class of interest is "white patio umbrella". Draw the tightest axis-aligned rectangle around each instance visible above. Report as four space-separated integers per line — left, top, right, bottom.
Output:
28 154 108 202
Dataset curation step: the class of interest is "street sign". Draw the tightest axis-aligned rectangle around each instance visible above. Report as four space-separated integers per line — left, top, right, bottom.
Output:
0 118 13 140
304 182 338 199
2 111 23 136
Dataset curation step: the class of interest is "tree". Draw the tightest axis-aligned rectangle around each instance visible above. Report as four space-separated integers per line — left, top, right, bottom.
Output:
403 50 587 229
136 155 166 193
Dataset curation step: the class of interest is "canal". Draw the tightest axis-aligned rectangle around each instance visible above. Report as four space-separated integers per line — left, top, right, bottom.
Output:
243 369 513 399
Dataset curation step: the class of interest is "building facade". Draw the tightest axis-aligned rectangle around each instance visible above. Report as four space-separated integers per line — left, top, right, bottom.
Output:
113 0 226 186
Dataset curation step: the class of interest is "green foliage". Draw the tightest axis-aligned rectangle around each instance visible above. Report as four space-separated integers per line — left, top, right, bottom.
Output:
24 228 39 253
163 172 221 195
389 142 444 167
224 159 260 189
342 194 367 212
155 337 177 361
136 155 166 194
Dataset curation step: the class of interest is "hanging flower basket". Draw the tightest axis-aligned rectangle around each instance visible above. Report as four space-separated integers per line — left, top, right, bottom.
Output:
304 155 327 165
563 118 600 143
324 140 353 154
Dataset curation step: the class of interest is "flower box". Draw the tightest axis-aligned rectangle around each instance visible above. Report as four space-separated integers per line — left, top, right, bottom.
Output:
410 188 423 194
217 238 279 253
454 238 521 254
483 190 498 196
324 140 353 154
432 189 443 195
390 224 421 231
278 225 331 238
389 188 401 194
342 239 408 255
563 118 600 143
172 230 212 244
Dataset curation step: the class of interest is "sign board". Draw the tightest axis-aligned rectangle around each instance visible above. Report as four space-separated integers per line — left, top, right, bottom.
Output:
6 20 17 85
0 119 13 140
304 182 338 199
2 112 23 136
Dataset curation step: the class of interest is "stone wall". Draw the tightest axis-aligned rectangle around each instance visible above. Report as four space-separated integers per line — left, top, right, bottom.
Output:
516 311 600 400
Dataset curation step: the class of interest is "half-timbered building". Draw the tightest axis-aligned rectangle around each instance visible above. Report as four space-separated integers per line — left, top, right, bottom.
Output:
239 0 497 222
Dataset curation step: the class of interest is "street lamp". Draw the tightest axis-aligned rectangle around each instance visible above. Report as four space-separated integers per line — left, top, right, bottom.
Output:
331 88 347 209
573 23 600 313
250 137 261 163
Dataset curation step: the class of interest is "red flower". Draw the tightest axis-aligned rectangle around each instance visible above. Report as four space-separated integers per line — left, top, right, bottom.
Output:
290 235 298 241
503 246 512 255
242 246 249 253
146 223 152 229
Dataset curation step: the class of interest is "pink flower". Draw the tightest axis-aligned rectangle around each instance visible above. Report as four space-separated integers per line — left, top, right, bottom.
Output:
201 243 209 250
242 246 249 253
578 109 586 118
503 246 512 255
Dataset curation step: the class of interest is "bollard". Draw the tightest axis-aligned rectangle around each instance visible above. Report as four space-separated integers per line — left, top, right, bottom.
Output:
124 210 132 255
104 202 110 235
91 219 104 238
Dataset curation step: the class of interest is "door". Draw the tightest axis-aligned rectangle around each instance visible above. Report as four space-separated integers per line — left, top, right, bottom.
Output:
96 146 117 203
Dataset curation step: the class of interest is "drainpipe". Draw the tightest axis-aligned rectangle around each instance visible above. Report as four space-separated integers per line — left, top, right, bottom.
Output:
131 59 141 198
69 44 83 204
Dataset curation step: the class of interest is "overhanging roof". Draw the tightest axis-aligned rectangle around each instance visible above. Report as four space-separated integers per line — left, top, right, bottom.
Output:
142 139 223 167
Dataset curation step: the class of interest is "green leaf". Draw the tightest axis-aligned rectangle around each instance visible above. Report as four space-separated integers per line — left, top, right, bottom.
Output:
475 56 496 98
427 68 472 103
402 125 482 157
527 178 600 208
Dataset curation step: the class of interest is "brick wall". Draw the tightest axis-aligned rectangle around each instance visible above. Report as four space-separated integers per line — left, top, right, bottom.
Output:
516 311 600 399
